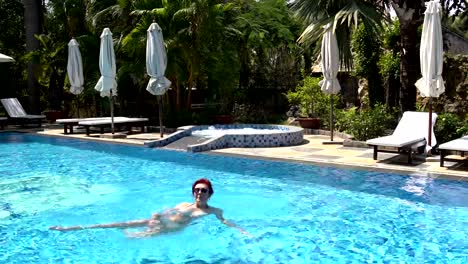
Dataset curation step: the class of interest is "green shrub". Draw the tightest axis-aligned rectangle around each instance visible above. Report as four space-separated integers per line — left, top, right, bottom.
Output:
335 104 395 141
284 76 329 118
434 113 467 144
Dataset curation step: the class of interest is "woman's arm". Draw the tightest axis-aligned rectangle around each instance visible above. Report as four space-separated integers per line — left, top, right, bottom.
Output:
49 203 192 232
214 209 252 237
49 219 151 231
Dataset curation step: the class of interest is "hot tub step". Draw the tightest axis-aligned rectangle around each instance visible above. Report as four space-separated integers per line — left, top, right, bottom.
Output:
163 136 210 151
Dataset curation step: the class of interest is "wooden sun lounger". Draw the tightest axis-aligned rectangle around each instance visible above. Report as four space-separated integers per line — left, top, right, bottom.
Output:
56 117 123 134
78 117 149 136
439 136 468 167
1 98 46 127
0 117 7 129
366 136 426 164
366 111 438 164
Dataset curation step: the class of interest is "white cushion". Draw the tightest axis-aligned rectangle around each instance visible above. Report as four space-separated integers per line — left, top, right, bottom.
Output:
78 117 148 126
439 136 468 152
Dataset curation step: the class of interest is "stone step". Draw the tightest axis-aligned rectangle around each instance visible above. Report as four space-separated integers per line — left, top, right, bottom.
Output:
163 135 210 151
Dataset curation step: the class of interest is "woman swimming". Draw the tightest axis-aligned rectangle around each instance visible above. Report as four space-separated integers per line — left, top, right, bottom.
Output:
49 178 250 237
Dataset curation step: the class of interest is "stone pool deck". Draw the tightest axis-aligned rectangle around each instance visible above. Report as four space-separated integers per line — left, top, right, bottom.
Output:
2 125 467 181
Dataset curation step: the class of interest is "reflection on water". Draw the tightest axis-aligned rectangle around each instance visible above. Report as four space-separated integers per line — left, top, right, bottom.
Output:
0 173 119 219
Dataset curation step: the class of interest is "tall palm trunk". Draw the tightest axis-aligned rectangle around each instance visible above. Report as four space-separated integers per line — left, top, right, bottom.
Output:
175 79 181 111
23 0 42 114
391 0 425 112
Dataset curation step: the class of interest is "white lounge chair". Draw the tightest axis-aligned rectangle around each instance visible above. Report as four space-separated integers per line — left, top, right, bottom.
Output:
439 136 468 167
366 111 438 164
0 98 46 127
78 117 149 135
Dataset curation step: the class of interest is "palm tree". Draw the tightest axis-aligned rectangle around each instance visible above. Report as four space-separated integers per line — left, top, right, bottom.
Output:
172 0 237 108
25 34 67 111
234 0 303 107
291 0 385 66
23 0 43 114
290 0 418 112
389 0 425 112
89 0 135 34
291 0 466 112
125 0 237 111
0 0 26 98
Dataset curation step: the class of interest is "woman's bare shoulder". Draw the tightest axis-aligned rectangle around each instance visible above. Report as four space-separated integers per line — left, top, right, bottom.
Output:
208 206 223 214
175 202 192 208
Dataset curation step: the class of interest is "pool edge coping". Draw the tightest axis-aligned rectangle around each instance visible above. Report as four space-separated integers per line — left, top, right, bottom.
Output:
4 130 467 182
204 150 468 182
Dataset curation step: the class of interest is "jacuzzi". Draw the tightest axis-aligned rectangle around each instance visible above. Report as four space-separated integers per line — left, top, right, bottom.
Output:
145 124 304 152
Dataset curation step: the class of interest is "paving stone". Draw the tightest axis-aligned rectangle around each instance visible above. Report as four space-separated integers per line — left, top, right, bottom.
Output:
290 147 322 153
302 154 342 160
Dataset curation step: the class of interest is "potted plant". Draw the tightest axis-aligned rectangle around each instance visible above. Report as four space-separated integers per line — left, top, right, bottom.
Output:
212 85 235 124
42 71 65 123
285 76 328 129
213 101 234 124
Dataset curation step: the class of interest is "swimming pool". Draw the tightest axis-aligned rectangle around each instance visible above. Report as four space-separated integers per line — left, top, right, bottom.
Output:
1 132 467 263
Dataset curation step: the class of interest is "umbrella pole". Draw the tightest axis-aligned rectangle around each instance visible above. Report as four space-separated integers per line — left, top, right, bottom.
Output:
158 95 163 138
330 95 334 141
110 91 114 134
77 97 80 118
428 97 432 152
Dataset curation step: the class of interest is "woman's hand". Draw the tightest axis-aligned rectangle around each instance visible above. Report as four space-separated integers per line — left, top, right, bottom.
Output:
239 229 254 237
49 225 83 231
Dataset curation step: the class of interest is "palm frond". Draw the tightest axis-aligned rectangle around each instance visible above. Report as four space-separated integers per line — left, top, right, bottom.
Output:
292 0 385 68
130 9 151 17
120 21 149 57
173 7 194 22
93 5 122 28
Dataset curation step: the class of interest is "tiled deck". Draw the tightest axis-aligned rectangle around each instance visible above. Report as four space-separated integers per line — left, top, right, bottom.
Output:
3 125 467 180
212 135 468 181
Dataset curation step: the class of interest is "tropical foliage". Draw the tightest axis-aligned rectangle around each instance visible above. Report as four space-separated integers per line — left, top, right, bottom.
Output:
291 0 466 113
351 24 383 107
334 103 396 141
0 0 467 139
434 113 468 144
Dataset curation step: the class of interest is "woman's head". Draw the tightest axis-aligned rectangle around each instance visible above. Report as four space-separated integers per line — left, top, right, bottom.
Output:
192 178 214 197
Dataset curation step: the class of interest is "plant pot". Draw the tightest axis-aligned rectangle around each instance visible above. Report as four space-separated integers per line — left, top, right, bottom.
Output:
43 110 64 123
296 117 320 129
213 115 234 124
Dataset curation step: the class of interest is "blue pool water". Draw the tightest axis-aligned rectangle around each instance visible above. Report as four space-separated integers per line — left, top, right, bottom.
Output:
0 132 467 263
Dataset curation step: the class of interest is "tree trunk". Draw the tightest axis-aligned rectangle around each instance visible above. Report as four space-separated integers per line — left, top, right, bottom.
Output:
398 23 420 112
48 69 65 110
391 0 425 112
175 79 181 111
186 66 193 109
23 0 42 114
385 68 400 109
303 48 313 75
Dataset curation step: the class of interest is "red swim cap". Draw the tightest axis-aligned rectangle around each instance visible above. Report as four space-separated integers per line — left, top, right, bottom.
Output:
192 178 214 195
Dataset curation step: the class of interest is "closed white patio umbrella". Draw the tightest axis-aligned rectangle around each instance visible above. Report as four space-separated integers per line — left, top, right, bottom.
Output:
319 23 341 143
67 38 84 117
146 22 171 138
67 38 84 95
415 0 444 153
95 28 118 134
0 53 14 63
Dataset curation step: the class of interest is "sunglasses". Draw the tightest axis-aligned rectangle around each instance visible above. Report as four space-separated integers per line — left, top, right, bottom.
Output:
194 187 208 194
